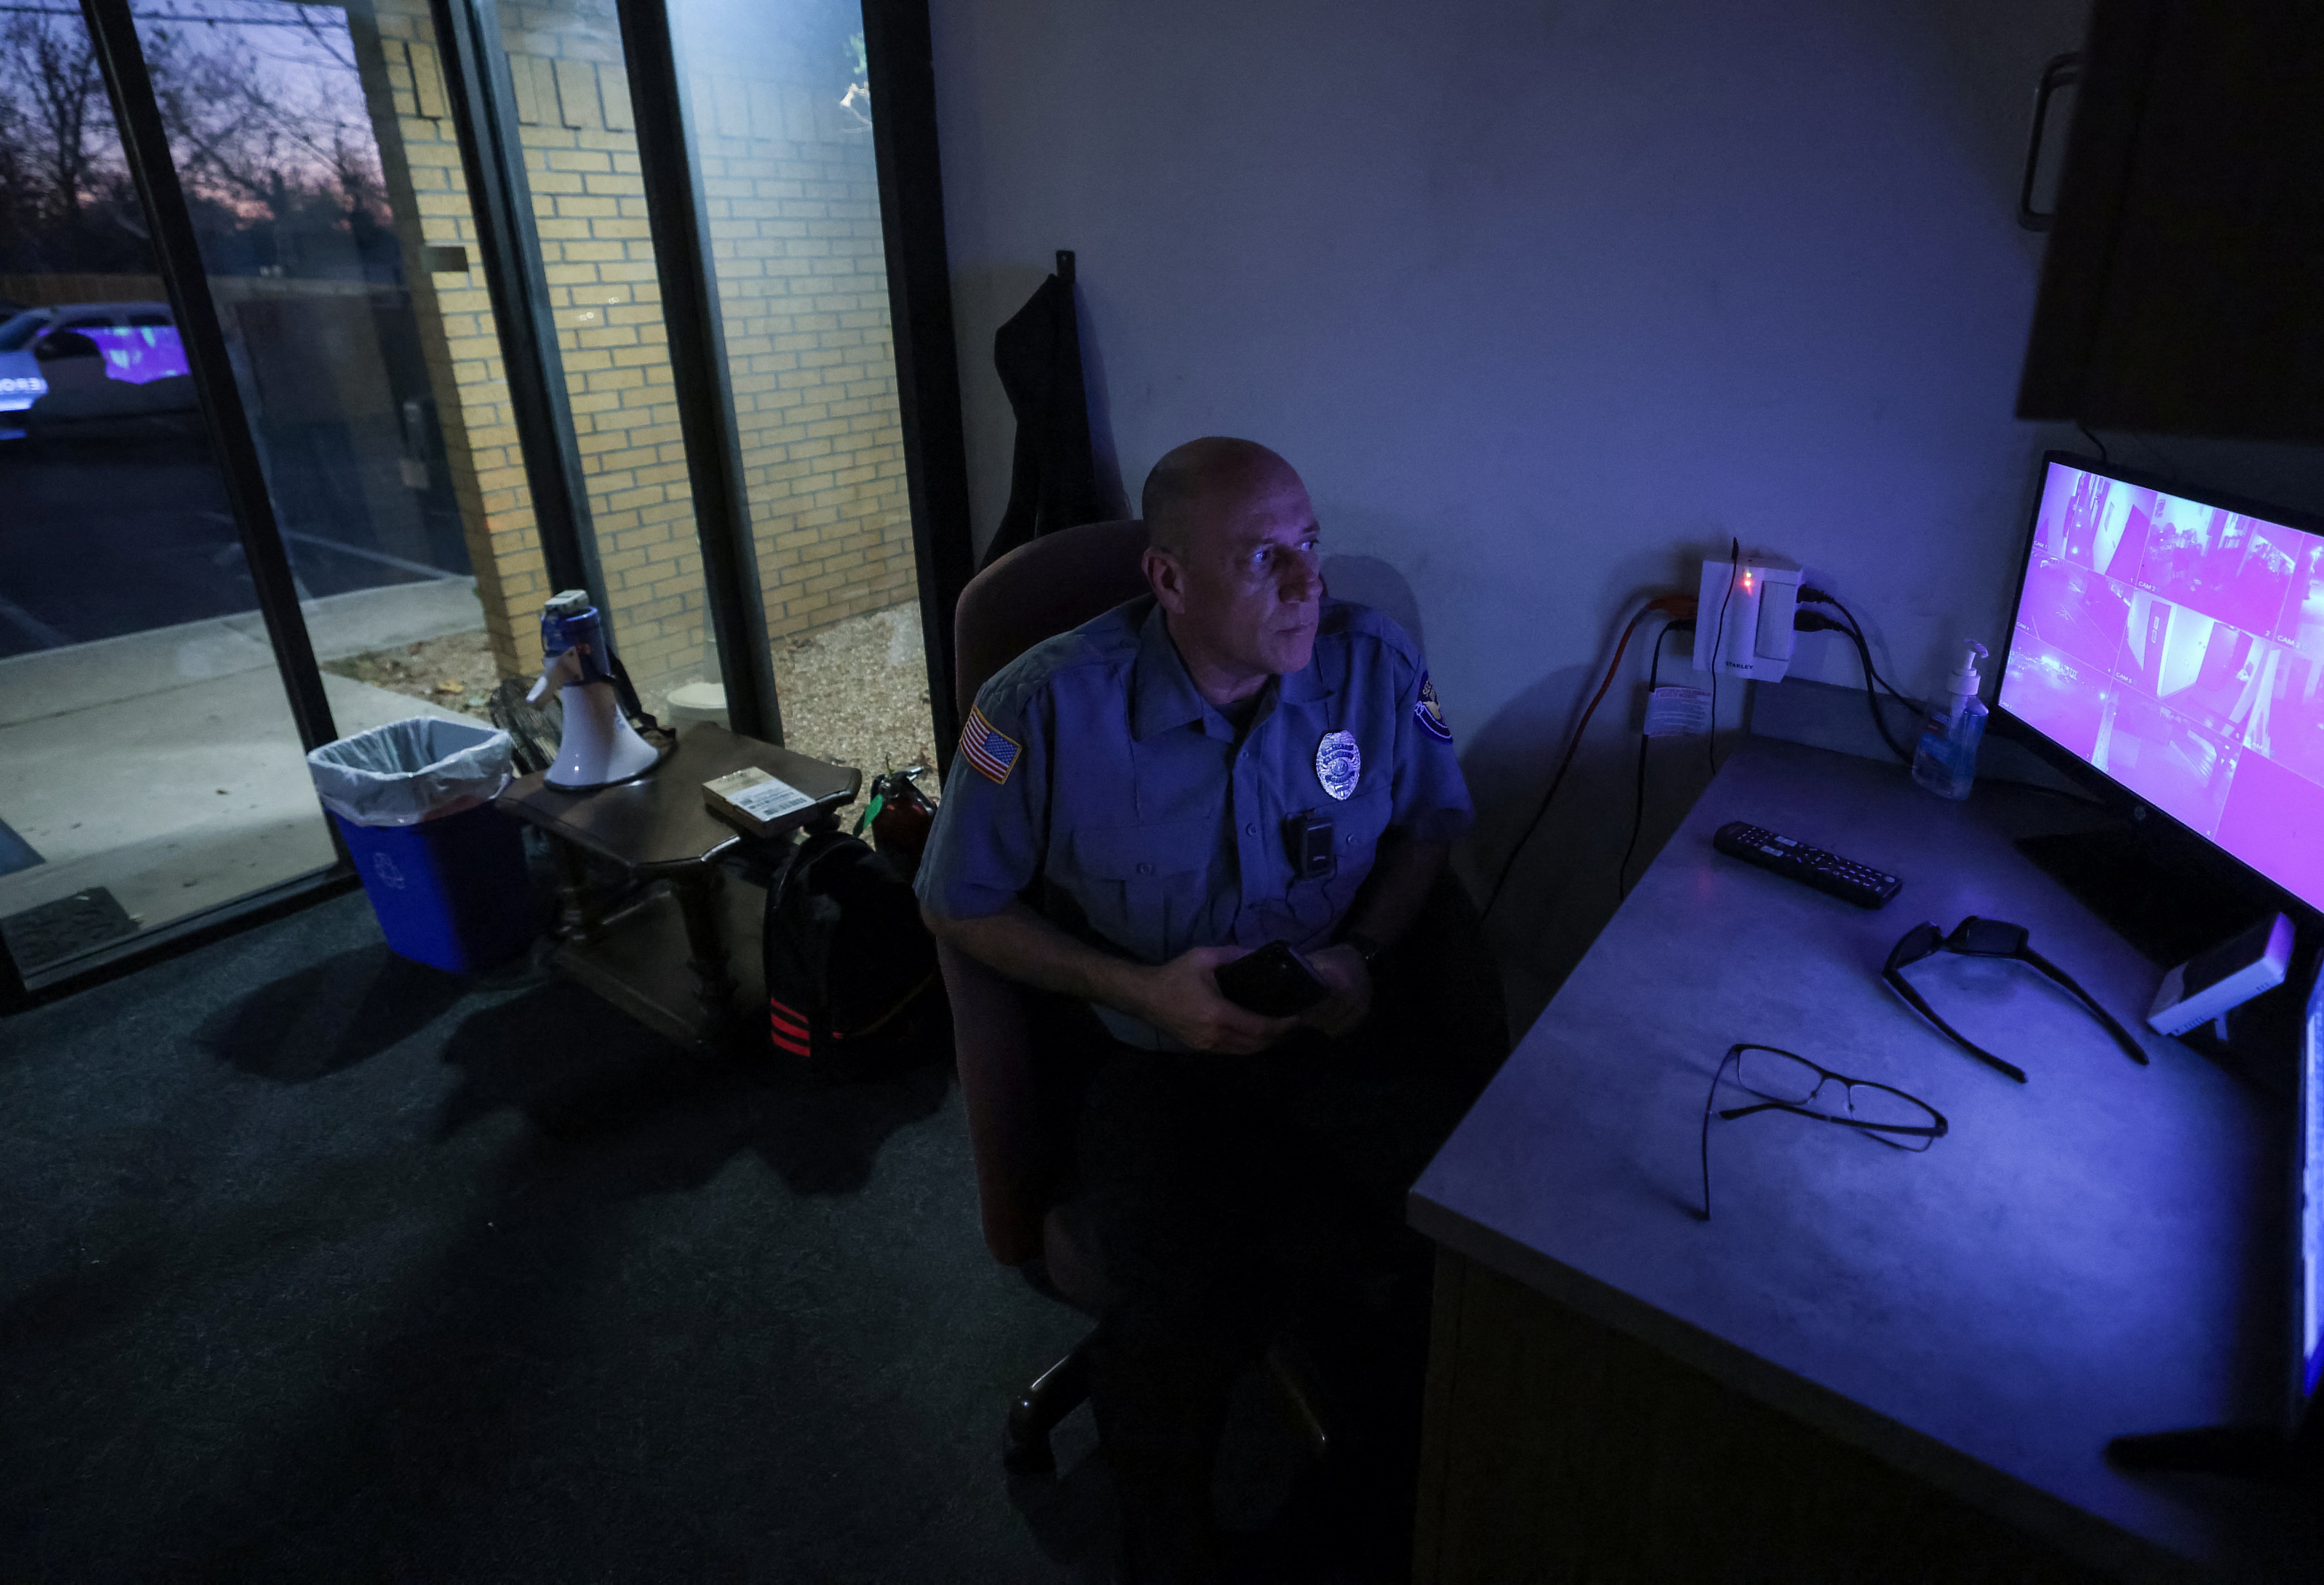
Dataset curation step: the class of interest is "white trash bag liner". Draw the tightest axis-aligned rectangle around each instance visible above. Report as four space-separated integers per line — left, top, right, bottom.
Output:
307 717 516 828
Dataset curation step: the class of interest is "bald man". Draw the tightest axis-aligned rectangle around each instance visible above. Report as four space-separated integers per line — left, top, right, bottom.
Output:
917 438 1482 1583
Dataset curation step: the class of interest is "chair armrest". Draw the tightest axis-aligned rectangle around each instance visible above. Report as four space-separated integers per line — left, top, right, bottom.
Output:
937 937 1049 1266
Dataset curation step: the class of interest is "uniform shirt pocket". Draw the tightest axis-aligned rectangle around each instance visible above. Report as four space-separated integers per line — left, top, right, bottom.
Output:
1069 816 1217 963
1320 787 1396 917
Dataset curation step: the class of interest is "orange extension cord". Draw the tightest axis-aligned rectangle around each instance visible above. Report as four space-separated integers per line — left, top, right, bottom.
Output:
1483 592 1697 918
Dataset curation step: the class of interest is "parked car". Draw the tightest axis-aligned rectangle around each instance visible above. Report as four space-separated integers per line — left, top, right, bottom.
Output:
0 302 197 422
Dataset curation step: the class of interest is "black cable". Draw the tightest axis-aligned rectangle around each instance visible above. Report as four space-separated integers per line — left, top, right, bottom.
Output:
1802 589 1919 714
1796 587 1927 766
2128 430 2179 475
1617 621 1688 897
1795 609 1915 765
2076 421 2110 465
1844 624 1916 766
1706 536 1738 776
1483 606 1655 919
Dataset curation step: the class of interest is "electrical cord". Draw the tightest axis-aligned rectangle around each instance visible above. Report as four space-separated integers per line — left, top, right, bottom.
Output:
1796 585 1926 766
1617 619 1693 898
1794 590 2089 800
1483 592 1697 920
1795 609 1916 765
1707 536 1739 776
1798 587 1919 714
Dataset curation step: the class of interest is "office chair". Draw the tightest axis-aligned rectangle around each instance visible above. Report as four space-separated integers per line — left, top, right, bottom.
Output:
935 518 1149 1472
937 518 1503 1476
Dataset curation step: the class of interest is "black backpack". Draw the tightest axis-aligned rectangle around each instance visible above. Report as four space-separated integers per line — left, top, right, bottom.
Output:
760 828 944 1078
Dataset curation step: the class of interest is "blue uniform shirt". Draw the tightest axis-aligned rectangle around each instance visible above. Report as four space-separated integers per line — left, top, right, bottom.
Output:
916 595 1472 1048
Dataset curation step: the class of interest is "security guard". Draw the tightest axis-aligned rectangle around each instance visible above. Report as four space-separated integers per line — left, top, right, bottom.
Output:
919 437 1478 1584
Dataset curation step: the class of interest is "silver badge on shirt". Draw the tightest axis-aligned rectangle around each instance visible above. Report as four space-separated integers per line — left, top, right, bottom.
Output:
1315 730 1361 801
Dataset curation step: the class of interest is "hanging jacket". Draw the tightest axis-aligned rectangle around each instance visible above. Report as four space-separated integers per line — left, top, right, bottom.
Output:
982 270 1104 568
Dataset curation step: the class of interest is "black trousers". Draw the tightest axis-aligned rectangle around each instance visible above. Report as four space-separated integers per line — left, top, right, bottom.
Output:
1064 978 1492 1582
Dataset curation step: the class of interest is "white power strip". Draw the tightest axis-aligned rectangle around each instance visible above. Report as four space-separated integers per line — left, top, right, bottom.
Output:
2148 914 2296 1037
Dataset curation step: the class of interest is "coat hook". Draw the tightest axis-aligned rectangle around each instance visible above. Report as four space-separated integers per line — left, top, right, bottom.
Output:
1056 250 1075 284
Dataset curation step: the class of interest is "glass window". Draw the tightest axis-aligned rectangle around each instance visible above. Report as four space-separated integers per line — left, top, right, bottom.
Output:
665 0 935 777
490 0 723 718
0 5 336 975
134 0 509 722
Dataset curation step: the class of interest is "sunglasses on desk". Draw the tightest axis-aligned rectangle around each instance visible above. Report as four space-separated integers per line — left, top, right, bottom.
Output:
1699 1044 1947 1220
1880 916 2147 1084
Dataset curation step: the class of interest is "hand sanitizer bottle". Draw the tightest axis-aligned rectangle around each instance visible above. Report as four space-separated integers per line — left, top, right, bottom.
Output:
1912 641 1989 800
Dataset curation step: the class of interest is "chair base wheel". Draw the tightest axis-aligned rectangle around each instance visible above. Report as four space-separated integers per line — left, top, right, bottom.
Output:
1003 1408 1057 1477
1003 1329 1097 1476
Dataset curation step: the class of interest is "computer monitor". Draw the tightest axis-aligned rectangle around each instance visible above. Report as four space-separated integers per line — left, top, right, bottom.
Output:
1997 452 2324 916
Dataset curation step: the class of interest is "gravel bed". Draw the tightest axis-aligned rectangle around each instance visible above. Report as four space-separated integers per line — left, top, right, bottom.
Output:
771 603 943 789
322 603 942 798
321 631 500 717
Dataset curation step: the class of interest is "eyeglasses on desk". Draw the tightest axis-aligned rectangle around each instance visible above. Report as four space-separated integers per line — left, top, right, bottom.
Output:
1881 916 2147 1083
1699 1043 1948 1220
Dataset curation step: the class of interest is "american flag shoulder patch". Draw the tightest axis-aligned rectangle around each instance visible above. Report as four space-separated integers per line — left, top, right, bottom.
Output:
960 705 1022 785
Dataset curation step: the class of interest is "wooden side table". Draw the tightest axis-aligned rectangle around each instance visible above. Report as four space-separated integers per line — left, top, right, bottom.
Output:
495 723 860 1049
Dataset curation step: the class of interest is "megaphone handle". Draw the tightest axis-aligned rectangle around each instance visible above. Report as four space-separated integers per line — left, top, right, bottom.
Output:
528 647 579 705
605 649 670 739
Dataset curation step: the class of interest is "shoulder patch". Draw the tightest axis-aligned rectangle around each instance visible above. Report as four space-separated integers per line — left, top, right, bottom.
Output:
1415 672 1454 743
960 705 1022 784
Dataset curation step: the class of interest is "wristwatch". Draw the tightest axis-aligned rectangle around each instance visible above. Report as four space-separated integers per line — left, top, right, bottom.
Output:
1342 929 1385 968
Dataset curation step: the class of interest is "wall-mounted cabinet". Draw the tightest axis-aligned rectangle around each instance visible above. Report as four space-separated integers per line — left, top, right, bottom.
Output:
2016 0 2324 439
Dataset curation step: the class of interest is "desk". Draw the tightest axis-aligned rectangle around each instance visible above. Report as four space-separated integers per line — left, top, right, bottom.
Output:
1410 738 2314 1581
496 724 858 1048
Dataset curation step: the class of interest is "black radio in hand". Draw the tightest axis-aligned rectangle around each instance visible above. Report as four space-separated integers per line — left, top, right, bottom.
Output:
1214 940 1331 1017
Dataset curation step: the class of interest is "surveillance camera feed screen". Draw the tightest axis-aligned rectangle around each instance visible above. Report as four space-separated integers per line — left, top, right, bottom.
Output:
2000 460 2324 913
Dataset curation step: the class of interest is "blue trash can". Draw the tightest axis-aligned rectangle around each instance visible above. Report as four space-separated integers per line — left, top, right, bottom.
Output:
308 718 536 973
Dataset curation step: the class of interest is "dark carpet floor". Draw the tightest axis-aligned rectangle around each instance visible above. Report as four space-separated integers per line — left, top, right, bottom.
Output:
1 890 1351 1582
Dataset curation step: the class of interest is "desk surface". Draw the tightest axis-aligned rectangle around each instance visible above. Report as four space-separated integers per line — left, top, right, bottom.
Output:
497 723 859 872
1412 738 2311 1577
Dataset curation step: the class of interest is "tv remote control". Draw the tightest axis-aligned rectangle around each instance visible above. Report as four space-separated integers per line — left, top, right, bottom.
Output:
1712 820 1902 908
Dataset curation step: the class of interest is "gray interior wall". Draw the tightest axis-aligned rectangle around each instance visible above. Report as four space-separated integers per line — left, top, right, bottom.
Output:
922 0 2306 1019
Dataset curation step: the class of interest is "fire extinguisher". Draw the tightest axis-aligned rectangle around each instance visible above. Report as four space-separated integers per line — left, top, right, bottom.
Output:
854 765 934 879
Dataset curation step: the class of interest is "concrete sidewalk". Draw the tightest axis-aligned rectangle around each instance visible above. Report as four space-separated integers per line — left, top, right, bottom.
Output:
0 580 493 949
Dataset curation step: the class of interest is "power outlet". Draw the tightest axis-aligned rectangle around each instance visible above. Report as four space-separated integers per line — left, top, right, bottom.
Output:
1691 556 1803 682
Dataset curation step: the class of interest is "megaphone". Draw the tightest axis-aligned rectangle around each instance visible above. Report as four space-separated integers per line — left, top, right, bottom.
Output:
527 590 662 789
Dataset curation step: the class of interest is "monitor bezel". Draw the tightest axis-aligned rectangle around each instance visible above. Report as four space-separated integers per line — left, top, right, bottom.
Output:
1991 448 2324 926
2297 964 2322 1437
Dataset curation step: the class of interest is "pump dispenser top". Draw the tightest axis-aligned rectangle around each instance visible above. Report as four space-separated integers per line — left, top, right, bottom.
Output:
1913 638 1990 800
1942 641 1988 705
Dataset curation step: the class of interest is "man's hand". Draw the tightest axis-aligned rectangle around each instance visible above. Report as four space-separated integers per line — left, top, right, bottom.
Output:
1299 942 1373 1039
1129 945 1303 1054
924 904 1315 1055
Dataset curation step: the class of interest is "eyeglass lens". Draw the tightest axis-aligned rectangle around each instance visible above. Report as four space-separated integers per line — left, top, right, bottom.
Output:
1885 923 1943 971
1948 917 2030 956
1730 1047 1939 1140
